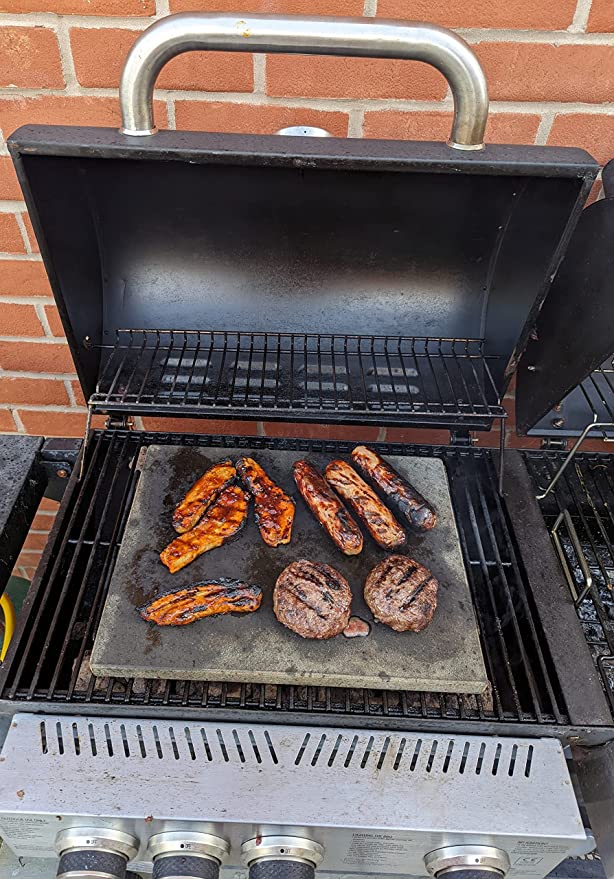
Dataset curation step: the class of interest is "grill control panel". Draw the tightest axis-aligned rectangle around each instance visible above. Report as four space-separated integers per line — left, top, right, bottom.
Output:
0 715 586 879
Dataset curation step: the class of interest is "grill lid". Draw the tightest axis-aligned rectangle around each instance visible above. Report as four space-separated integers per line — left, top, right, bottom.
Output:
7 13 599 433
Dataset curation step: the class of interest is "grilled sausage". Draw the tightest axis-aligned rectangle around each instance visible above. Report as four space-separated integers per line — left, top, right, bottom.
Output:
293 460 363 555
274 560 352 639
236 456 294 547
139 579 262 626
351 445 437 532
364 555 438 632
160 484 248 573
172 459 236 533
324 459 406 550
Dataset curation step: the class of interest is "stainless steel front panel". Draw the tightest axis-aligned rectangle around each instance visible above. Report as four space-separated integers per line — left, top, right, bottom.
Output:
0 714 584 878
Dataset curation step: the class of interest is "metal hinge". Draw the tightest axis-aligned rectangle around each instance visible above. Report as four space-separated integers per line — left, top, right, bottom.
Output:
540 437 569 451
105 414 135 430
449 430 477 446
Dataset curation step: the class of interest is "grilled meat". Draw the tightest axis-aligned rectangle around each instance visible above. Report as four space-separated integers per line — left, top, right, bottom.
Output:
160 484 249 573
351 445 437 532
293 460 363 555
325 459 405 549
236 456 294 547
172 459 236 533
139 578 262 626
364 555 438 632
274 559 352 639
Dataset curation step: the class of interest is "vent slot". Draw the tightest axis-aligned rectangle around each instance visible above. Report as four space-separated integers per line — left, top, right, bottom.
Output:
248 730 262 764
104 723 113 757
201 729 213 762
492 742 502 775
410 739 422 771
443 740 454 773
39 721 47 755
120 724 130 758
376 736 391 770
295 733 310 766
136 724 146 758
344 735 359 768
475 742 486 775
216 729 229 762
152 725 163 759
232 729 246 763
525 745 534 777
360 736 375 768
88 723 97 757
56 721 64 755
72 722 80 756
311 734 327 767
327 734 343 767
509 743 518 776
459 741 470 774
169 727 180 760
393 738 406 771
185 728 196 761
264 730 278 764
426 740 438 773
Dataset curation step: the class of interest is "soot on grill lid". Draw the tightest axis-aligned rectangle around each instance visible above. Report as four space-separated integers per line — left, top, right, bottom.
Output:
7 125 598 431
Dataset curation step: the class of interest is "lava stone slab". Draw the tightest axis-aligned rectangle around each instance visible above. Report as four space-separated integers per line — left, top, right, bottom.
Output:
91 445 488 694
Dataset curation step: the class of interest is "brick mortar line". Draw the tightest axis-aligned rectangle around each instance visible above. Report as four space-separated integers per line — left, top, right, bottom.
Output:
56 17 80 95
363 0 377 16
0 200 26 211
33 301 54 337
348 107 364 137
64 378 77 406
571 0 594 33
0 370 76 378
0 253 42 262
2 14 614 42
0 297 56 307
2 88 614 115
0 402 87 411
535 111 556 145
253 54 266 95
13 211 31 254
11 408 25 431
0 334 68 343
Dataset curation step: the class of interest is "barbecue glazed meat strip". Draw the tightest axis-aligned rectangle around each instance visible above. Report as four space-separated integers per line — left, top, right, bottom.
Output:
172 459 236 533
364 555 438 632
160 484 249 573
324 459 406 550
274 560 352 639
351 445 437 532
293 459 363 555
236 456 294 547
139 579 262 626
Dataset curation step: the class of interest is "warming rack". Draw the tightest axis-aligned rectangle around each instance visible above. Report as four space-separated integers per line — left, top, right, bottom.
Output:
87 330 506 431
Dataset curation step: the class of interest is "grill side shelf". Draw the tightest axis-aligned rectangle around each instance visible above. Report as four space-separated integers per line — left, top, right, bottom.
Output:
504 450 612 726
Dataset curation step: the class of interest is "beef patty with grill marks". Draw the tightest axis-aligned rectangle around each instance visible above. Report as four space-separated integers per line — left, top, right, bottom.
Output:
274 559 352 639
364 555 438 632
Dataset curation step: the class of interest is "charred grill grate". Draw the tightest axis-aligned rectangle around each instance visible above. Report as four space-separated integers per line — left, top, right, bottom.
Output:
528 452 614 709
0 431 566 729
88 331 506 430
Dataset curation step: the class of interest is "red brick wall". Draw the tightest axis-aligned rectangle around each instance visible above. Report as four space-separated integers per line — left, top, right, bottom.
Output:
0 0 612 463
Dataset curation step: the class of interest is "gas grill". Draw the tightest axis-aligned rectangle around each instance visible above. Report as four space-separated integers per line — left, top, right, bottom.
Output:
0 11 613 879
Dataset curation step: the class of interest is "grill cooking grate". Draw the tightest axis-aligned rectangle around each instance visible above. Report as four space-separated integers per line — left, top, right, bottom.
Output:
0 432 565 728
88 330 506 429
528 452 614 710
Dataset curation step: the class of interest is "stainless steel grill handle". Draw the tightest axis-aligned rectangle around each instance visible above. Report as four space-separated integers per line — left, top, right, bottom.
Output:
119 13 489 149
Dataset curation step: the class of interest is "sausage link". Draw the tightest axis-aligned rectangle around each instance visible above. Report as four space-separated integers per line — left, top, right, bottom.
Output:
293 460 363 555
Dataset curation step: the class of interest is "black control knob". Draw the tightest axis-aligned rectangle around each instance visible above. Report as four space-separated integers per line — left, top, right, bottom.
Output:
242 835 324 879
55 828 140 879
148 832 229 879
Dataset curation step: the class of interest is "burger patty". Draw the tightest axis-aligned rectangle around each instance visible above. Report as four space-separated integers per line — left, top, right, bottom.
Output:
274 559 352 639
364 555 438 632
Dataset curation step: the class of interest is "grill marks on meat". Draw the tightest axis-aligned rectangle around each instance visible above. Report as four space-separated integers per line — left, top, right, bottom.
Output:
351 446 437 532
274 560 352 639
236 456 294 547
364 555 438 632
160 484 249 573
324 459 406 550
293 460 363 555
139 578 262 626
172 459 236 533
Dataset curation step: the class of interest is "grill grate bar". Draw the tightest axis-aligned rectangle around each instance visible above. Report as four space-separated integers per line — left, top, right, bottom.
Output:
89 330 505 428
0 433 565 726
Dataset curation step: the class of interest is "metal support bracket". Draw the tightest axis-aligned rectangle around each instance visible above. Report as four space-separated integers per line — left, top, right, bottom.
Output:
40 439 81 502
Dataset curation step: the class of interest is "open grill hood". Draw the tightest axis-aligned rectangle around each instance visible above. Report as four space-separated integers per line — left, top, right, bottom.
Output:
8 126 598 434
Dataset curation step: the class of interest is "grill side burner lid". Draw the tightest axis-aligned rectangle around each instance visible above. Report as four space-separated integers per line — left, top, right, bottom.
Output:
7 13 599 432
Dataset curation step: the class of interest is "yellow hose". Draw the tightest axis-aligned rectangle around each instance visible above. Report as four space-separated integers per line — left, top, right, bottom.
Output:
0 593 16 662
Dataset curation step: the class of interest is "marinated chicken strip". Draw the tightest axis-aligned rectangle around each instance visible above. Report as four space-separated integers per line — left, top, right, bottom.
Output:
236 456 294 547
160 484 248 573
139 579 262 626
351 445 437 532
292 460 363 555
172 459 236 533
325 459 406 550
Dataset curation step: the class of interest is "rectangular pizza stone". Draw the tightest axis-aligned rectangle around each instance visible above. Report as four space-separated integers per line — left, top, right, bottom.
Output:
91 445 488 694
